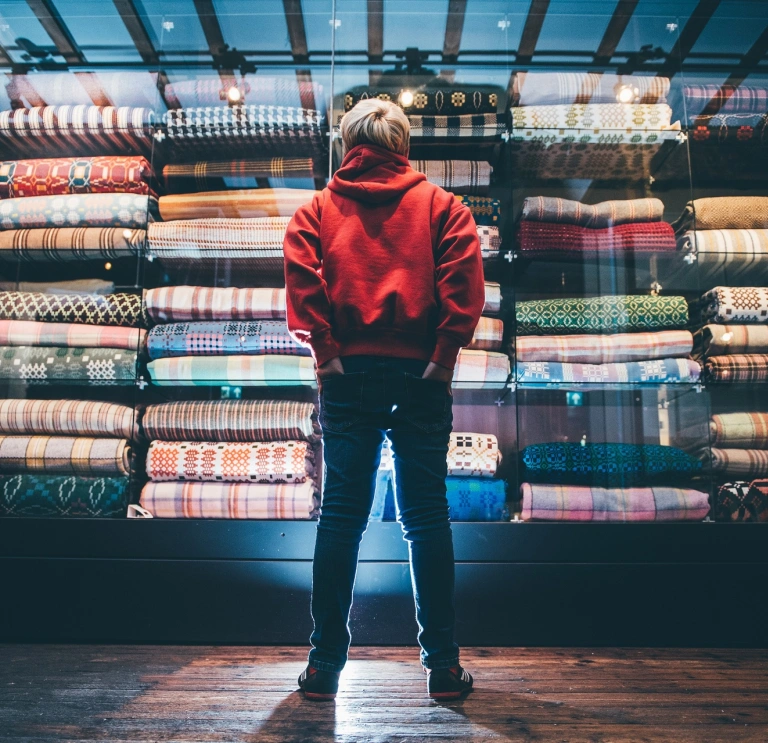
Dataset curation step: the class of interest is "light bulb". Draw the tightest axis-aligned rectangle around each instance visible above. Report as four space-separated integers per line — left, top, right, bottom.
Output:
227 86 242 103
400 90 414 107
616 84 636 104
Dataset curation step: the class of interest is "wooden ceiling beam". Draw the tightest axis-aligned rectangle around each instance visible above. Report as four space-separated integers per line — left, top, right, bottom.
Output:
657 0 721 78
594 0 639 66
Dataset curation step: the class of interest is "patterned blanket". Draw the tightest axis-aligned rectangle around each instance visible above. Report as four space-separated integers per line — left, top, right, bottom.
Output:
162 158 315 192
695 325 768 357
521 442 701 486
447 433 500 477
0 473 129 517
342 86 504 115
512 72 670 106
0 346 138 385
407 114 506 140
0 399 137 439
510 103 674 133
517 358 701 384
484 282 501 315
714 481 768 522
0 320 145 350
520 196 664 227
478 226 501 257
517 221 676 254
467 317 503 352
672 198 768 232
0 435 130 476
0 227 144 261
517 331 693 364
705 354 768 383
0 292 145 327
699 287 768 324
142 400 320 443
710 413 768 448
690 113 768 143
516 295 688 335
453 350 510 388
145 286 286 323
139 480 318 519
147 355 316 387
165 78 324 108
520 483 710 522
709 448 768 478
684 84 768 114
455 196 500 226
157 189 316 221
409 160 491 193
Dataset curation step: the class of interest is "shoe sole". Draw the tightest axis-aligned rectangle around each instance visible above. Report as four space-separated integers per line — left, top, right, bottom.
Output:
429 689 472 700
302 691 337 701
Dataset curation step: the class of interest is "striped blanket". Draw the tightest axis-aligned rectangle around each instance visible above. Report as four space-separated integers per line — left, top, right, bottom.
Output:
700 287 768 324
447 433 500 477
0 320 145 350
147 355 316 387
696 326 768 358
679 229 768 272
710 413 768 448
484 282 501 315
409 160 491 193
0 346 138 385
145 286 286 323
0 291 145 327
0 227 145 261
517 358 700 384
709 448 768 478
684 84 768 115
162 158 315 191
164 78 324 108
512 73 670 106
0 435 130 476
517 221 676 254
520 196 664 227
157 189 316 221
467 317 503 352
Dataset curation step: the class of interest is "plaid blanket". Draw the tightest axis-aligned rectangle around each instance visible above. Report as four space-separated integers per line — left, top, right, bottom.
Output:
0 320 144 350
467 317 503 352
0 399 137 439
520 483 710 522
453 350 510 388
511 72 670 106
517 331 693 364
700 287 768 324
139 480 318 519
484 282 501 315
684 84 768 114
0 473 129 517
145 286 286 323
0 292 145 327
407 114 506 140
342 86 504 115
695 325 768 357
520 196 664 228
517 221 675 254
522 442 701 486
142 400 320 443
447 433 500 477
705 354 768 383
517 358 701 384
409 160 491 194
157 189 315 221
478 226 501 257
162 158 315 192
511 103 673 131
690 113 768 143
455 196 500 226
710 448 768 478
715 481 768 522
164 78 324 108
516 295 688 335
0 346 138 385
672 197 768 233
147 320 307 359
710 413 768 448
0 227 144 261
0 435 129 476
147 355 316 387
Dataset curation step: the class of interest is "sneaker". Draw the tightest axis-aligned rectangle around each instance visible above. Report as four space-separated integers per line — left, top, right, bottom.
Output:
426 665 474 700
298 664 340 701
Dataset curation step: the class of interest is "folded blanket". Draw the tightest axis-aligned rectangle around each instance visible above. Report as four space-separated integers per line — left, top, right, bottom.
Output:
0 193 156 230
0 473 129 517
700 287 768 324
691 113 768 143
0 399 137 439
407 114 506 140
517 221 676 254
145 286 286 323
714 481 768 522
342 86 504 115
0 227 144 261
0 279 115 294
710 448 768 478
520 196 664 228
484 282 501 315
695 325 768 357
467 317 503 352
517 331 693 364
455 196 500 226
453 350 510 388
684 84 768 114
164 78 324 108
512 72 670 106
520 483 710 521
511 103 673 131
162 158 315 191
0 320 145 351
147 320 306 359
673 198 768 233
142 400 320 443
0 346 137 385
679 229 768 268
710 413 768 448
516 295 688 335
147 355 316 386
705 354 768 383
478 226 501 257
445 478 508 521
447 433 500 477
521 442 701 486
139 480 318 519
0 156 154 199
409 160 491 193
157 189 315 221
0 435 130 476
517 358 701 384
0 292 145 327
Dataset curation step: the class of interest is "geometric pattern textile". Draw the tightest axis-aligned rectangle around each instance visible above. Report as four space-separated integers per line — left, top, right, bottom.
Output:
447 433 500 477
710 413 768 448
157 189 316 221
477 226 501 257
672 197 768 233
0 346 138 385
467 317 503 352
705 354 768 383
144 286 286 323
407 114 506 140
409 160 491 193
699 287 768 324
0 320 145 350
517 220 676 254
510 103 673 131
517 357 701 384
162 158 315 192
0 435 130 476
0 292 146 327
709 448 768 479
453 350 511 388
714 481 768 523
0 227 145 261
689 113 768 143
455 195 500 226
342 87 504 115
511 72 670 106
445 477 508 521
695 324 768 357
520 196 665 228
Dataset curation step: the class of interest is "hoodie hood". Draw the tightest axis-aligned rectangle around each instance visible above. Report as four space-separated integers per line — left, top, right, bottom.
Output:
327 144 426 204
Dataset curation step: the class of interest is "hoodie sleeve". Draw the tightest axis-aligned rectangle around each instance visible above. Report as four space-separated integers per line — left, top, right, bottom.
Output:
430 199 485 370
283 192 341 367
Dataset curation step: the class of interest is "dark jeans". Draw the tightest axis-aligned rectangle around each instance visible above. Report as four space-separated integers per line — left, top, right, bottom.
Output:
308 355 460 672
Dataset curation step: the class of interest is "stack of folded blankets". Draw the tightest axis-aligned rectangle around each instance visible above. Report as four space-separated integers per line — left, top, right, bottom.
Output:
519 441 710 521
684 84 768 144
0 398 137 517
515 294 698 384
517 196 676 257
136 400 320 519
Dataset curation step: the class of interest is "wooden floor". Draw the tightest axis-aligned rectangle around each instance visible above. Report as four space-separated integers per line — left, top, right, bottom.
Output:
1 646 767 742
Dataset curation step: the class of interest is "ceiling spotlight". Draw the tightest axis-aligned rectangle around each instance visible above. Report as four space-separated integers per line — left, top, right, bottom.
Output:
227 86 242 104
400 90 414 107
616 84 636 104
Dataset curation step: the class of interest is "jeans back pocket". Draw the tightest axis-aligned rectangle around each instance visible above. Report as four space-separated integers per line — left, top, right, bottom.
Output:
319 372 365 432
403 373 453 433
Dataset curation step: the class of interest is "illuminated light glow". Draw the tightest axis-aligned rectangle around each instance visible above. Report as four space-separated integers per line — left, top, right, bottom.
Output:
721 332 733 343
227 86 242 103
616 84 637 104
104 262 112 271
400 90 414 107
122 229 133 239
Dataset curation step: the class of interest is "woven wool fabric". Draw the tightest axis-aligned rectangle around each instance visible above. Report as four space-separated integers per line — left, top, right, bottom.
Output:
467 317 503 352
139 480 318 519
684 84 768 114
0 292 145 327
0 435 130 476
516 295 688 335
147 355 316 387
511 72 670 106
679 229 768 272
690 113 768 143
705 354 768 383
0 320 145 351
694 325 768 357
715 481 768 522
520 483 710 522
520 196 664 228
453 350 510 388
0 156 154 199
710 413 768 448
517 358 701 384
517 221 676 254
162 158 314 192
710 448 768 478
484 282 501 315
521 442 701 487
342 86 503 115
407 114 506 140
146 440 314 483
700 287 768 324
142 400 320 444
148 217 290 259
146 320 308 359
4 279 115 294
0 227 144 261
0 474 129 517
145 286 286 323
157 189 315 222
0 399 137 439
477 226 501 257
455 196 500 226
164 78 325 108
672 198 768 233
409 160 491 194
510 103 673 131
0 346 137 385
516 331 693 364
447 433 500 477
0 193 156 231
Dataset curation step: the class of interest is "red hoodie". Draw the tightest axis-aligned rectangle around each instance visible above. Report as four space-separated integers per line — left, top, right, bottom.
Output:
283 144 484 370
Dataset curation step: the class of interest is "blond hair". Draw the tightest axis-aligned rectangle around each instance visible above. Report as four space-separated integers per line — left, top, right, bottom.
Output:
340 98 410 156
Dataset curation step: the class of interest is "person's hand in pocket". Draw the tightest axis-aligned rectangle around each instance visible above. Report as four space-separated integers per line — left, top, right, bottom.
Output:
316 356 345 393
422 361 454 395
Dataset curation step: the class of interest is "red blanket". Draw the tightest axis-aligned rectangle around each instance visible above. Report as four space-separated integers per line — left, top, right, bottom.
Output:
517 220 676 254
